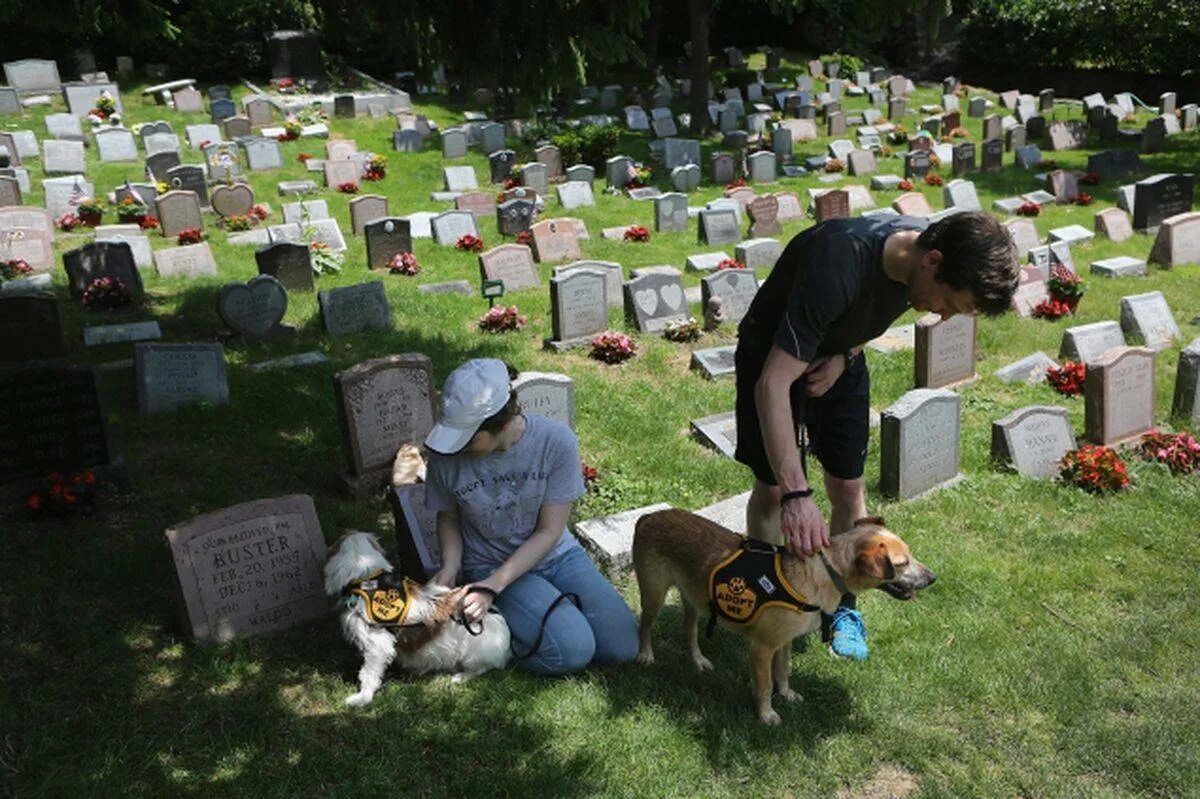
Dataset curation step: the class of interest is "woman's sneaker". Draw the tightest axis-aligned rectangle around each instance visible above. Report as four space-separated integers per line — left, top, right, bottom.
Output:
828 606 868 660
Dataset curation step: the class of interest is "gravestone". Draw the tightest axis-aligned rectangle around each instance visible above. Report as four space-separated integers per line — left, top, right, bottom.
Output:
951 142 975 175
489 150 516 183
42 140 86 174
747 195 781 237
144 131 181 156
217 275 291 340
1011 266 1048 317
698 208 741 245
944 180 982 212
557 180 595 210
153 242 218 279
443 165 478 192
145 150 182 180
0 293 65 363
774 192 804 222
520 162 549 194
606 156 634 189
0 176 19 207
814 189 851 223
222 115 251 139
991 406 1076 479
995 352 1058 383
334 354 435 496
1133 173 1194 232
623 271 688 334
1059 320 1126 363
914 313 978 388
210 98 236 123
0 365 118 488
1084 347 1156 445
564 164 595 185
691 346 737 379
530 218 580 262
393 130 423 152
670 164 701 193
1090 256 1146 278
255 241 312 291
664 138 701 170
479 122 505 154
848 149 877 177
164 495 328 643
349 194 389 236
1005 218 1041 259
42 176 94 219
903 150 931 179
880 388 962 500
496 199 535 236
548 268 609 348
534 145 564 181
364 217 413 271
63 241 141 299
1148 211 1200 267
479 243 539 292
210 183 254 219
555 261 622 308
1086 150 1142 180
1095 208 1134 243
1047 120 1087 151
91 127 137 163
323 159 359 188
173 87 204 114
134 343 228 415
282 199 329 225
654 193 688 233
244 138 283 171
981 139 1003 172
1171 339 1200 424
318 282 392 336
1120 291 1180 351
736 238 783 269
512 372 575 429
892 192 932 218
441 127 468 158
156 190 203 238
431 210 479 246
46 113 84 141
700 269 758 325
166 165 208 206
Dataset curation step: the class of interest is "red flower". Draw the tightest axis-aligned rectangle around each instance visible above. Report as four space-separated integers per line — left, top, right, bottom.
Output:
298 153 312 163
717 258 747 270
455 234 484 252
57 213 81 231
623 225 650 242
0 259 33 281
1079 172 1101 185
478 305 527 333
1033 299 1073 320
277 131 299 142
897 179 913 191
1046 361 1086 396
503 176 520 190
1060 445 1130 493
725 178 747 189
924 173 944 186
1018 201 1041 217
388 251 420 276
337 181 359 194
581 462 599 489
250 204 269 221
26 492 42 511
1138 430 1200 475
1074 192 1093 206
515 230 532 246
176 228 203 245
138 215 159 231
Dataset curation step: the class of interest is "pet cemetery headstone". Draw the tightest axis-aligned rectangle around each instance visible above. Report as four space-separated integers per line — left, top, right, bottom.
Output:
0 177 20 207
349 195 389 236
991 406 1076 479
606 155 634 189
3 59 61 94
393 129 423 152
530 218 581 263
217 275 292 340
951 142 975 176
1149 212 1200 267
1084 347 1156 445
535 145 564 181
334 354 435 496
479 122 505 154
363 217 412 271
1172 339 1200 424
1095 208 1133 243
153 242 218 279
557 180 595 210
255 241 313 291
700 269 758 325
45 113 84 142
663 138 701 170
914 313 978 388
0 293 64 363
210 183 254 219
814 189 851 223
496 199 534 236
748 151 776 183
318 281 392 336
555 261 623 308
155 190 203 238
431 210 479 246
747 195 781 237
42 140 86 175
654 193 688 233
547 268 609 349
0 364 119 488
63 241 141 299
1132 173 1194 232
166 165 207 205
82 320 161 348
134 342 229 415
1059 320 1126 363
244 97 274 128
691 411 739 459
880 388 962 500
1086 150 1142 181
164 494 329 643
144 131 181 156
624 271 687 334
698 208 741 245
244 137 283 171
479 243 539 292
1119 291 1180 351
173 87 204 113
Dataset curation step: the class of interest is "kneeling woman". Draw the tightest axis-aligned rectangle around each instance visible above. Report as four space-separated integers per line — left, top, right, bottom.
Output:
425 358 638 675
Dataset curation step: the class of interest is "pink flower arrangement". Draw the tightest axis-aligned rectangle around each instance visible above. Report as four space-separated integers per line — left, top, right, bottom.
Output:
590 331 637 364
717 258 747 270
478 305 526 333
389 251 420 275
0 259 33 282
1138 430 1200 475
81 276 132 310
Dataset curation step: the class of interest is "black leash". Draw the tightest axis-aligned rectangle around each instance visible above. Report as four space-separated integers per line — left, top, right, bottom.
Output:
460 585 499 636
511 592 582 660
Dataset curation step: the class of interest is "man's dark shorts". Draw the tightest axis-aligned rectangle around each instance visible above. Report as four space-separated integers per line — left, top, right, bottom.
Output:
733 335 871 484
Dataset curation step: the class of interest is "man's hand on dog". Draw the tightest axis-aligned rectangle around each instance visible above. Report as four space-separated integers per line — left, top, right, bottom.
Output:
803 355 846 397
461 582 498 623
781 495 829 557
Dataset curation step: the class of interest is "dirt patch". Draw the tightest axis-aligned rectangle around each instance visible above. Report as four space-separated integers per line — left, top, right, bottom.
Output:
837 763 920 799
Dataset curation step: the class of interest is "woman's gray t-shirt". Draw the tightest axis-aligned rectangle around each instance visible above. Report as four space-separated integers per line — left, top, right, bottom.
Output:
425 413 585 572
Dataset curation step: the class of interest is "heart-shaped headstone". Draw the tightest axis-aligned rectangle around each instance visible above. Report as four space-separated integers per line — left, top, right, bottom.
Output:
634 287 659 315
211 183 254 219
659 283 684 311
218 274 287 337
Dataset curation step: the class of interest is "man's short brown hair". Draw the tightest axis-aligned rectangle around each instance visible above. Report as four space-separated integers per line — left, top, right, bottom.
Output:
917 212 1019 316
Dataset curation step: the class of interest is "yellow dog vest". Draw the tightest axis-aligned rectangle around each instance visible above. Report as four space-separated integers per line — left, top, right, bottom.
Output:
708 541 821 625
344 570 420 626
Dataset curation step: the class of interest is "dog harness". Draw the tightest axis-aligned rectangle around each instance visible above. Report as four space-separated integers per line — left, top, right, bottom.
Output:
708 539 821 627
342 570 418 627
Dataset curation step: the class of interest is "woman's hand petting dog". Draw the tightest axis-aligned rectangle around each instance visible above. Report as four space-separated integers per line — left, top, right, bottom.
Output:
461 582 499 622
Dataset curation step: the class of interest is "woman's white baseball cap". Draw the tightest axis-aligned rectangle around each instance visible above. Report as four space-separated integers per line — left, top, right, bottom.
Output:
424 358 512 454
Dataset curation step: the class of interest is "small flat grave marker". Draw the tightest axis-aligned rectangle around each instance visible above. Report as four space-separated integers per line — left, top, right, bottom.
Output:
318 282 392 336
134 342 229 415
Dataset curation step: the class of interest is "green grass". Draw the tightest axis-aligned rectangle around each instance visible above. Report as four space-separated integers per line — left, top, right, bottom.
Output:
2 53 1199 798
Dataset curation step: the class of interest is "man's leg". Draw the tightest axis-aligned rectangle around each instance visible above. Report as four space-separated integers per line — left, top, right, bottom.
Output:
746 479 783 544
825 474 867 535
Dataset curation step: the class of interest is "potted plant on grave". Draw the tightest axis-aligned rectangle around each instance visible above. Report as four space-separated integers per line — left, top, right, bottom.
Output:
1047 264 1084 313
278 118 303 142
663 317 702 343
364 154 387 181
75 198 104 227
478 305 527 334
0 258 33 283
116 196 149 224
309 241 343 275
25 470 98 520
81 276 133 311
1059 445 1130 494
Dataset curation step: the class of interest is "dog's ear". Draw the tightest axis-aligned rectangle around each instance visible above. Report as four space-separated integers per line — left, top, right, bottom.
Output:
854 537 896 581
853 516 886 529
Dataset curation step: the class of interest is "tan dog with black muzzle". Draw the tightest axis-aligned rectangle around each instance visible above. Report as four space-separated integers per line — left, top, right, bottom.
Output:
632 509 935 724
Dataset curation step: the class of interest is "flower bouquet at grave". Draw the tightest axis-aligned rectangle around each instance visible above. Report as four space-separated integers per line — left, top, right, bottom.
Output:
924 173 944 187
623 225 651 242
726 177 747 190
1048 264 1084 311
626 164 652 190
581 462 599 490
504 166 523 191
298 152 312 163
88 91 117 121
363 154 387 181
138 214 159 231
25 470 97 520
223 214 255 231
1137 431 1200 475
75 198 105 227
276 77 296 93
278 119 303 142
1079 172 1101 186
1 258 32 282
1032 298 1073 320
177 227 204 246
250 204 269 221
57 213 82 232
337 181 360 194
590 331 637 364
455 234 485 253
897 179 913 191
478 305 527 334
514 230 533 246
1059 445 1130 494
310 241 343 275
1046 360 1086 396
887 126 908 145
717 258 747 270
389 251 420 275
1074 192 1093 206
663 316 702 343
82 276 132 311
116 196 149 224
824 159 845 173
297 106 327 126
1017 201 1040 217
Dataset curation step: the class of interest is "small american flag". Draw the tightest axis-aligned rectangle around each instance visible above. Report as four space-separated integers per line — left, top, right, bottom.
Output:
68 180 86 207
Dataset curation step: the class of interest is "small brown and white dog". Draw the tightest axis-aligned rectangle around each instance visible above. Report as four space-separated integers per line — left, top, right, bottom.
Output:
323 531 511 706
632 509 935 724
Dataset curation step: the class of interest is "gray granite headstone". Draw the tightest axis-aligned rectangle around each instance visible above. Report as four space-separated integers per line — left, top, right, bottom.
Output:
479 243 539 291
217 275 291 340
1120 291 1180 351
548 268 608 347
94 127 138 162
255 241 313 291
698 208 741 245
880 388 962 500
623 271 688 333
318 282 392 336
134 342 229 415
701 269 758 325
512 372 575 429
654 192 688 233
1084 347 1156 445
1090 256 1146 278
995 351 1058 384
991 406 1075 479
1059 320 1126 363
496 199 534 236
431 210 479 245
691 345 737 379
1171 339 1200 424
691 411 739 459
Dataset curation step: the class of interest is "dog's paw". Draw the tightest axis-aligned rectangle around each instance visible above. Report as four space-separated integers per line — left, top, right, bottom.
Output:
775 686 802 703
692 653 714 672
758 708 782 726
451 671 477 684
344 691 374 707
635 648 655 665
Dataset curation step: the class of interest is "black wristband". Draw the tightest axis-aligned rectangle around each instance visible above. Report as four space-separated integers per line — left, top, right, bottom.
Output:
843 349 860 368
780 488 813 505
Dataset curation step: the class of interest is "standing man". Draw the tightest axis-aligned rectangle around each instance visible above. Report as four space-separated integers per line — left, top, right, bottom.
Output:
734 211 1018 659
